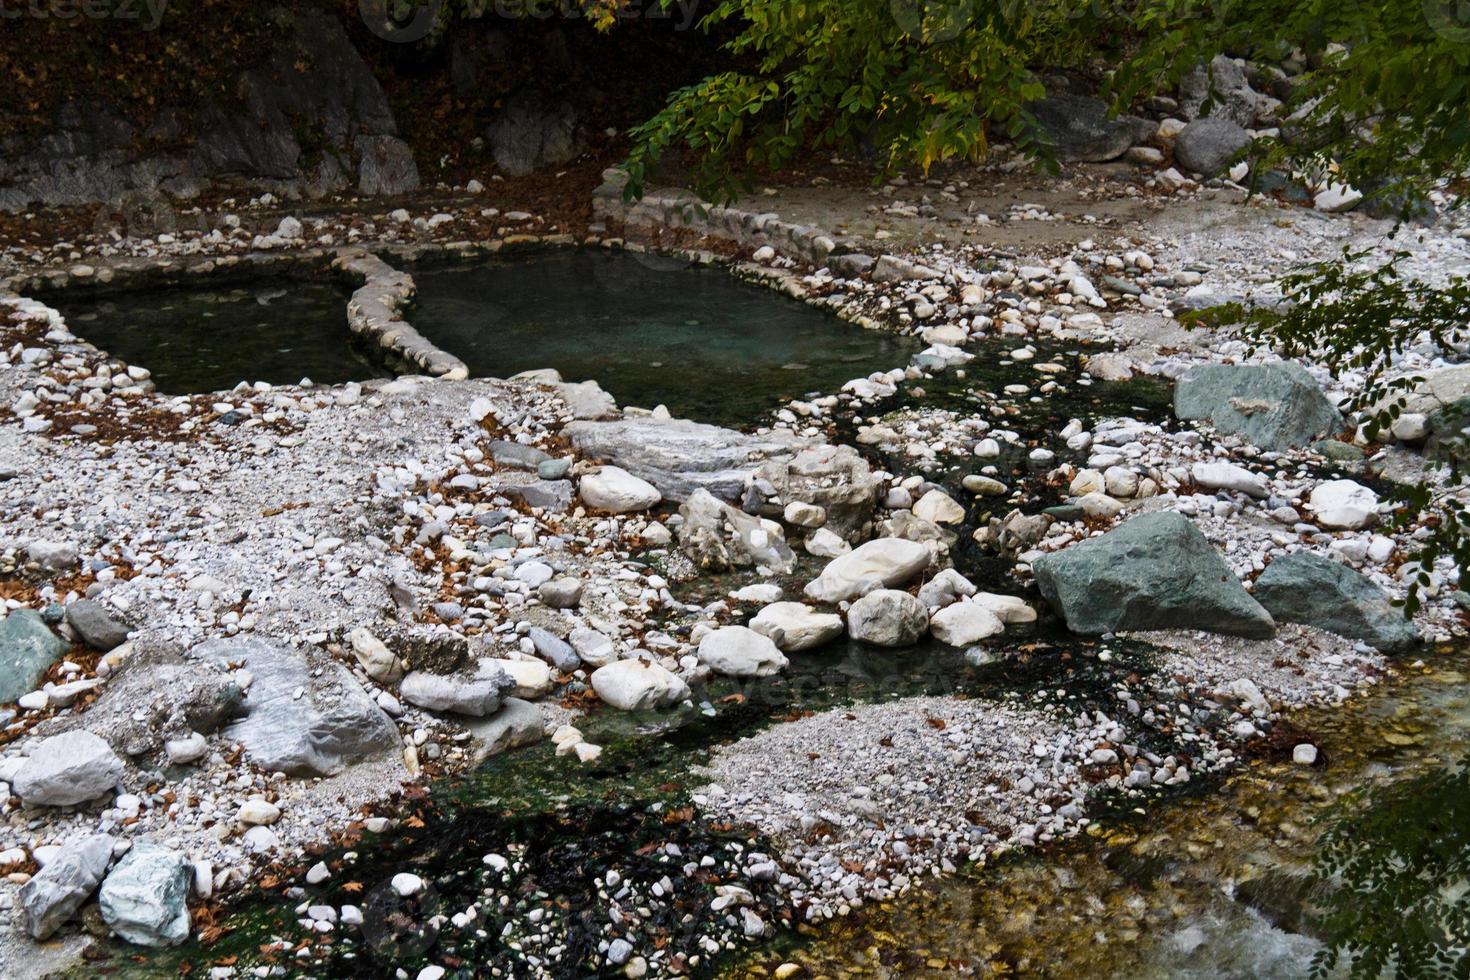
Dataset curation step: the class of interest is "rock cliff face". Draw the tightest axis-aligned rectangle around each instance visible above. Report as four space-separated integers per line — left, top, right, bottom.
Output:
0 10 419 212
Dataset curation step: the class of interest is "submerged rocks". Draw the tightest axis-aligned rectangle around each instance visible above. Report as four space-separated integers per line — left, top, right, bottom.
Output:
846 590 929 647
195 637 398 777
98 841 191 947
1254 552 1417 651
697 626 788 678
1032 512 1275 638
1175 362 1342 451
579 465 662 513
1309 480 1380 530
19 833 115 939
749 603 844 652
804 538 931 603
590 659 690 711
12 730 125 806
0 608 67 705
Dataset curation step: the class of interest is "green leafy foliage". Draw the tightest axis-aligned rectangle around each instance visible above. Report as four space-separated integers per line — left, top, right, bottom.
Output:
1113 0 1470 214
1308 752 1470 978
620 0 1109 200
1187 251 1470 613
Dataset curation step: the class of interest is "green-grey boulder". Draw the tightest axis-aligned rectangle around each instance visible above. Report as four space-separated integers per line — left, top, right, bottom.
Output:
0 608 67 704
1253 551 1417 652
1175 362 1342 451
98 841 191 947
19 833 115 939
1032 511 1275 638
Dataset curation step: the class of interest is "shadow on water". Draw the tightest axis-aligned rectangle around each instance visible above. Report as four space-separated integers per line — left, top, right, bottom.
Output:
742 645 1470 979
38 277 391 395
404 249 923 428
113 628 1171 979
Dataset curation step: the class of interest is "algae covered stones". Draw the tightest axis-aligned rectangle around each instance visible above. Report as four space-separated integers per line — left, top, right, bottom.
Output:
1032 511 1275 638
1253 551 1417 651
1175 362 1342 451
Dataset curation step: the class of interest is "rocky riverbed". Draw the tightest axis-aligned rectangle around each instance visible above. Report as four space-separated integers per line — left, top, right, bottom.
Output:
0 154 1467 979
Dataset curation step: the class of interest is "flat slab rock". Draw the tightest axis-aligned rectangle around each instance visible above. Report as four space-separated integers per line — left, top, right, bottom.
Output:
194 636 399 777
1032 511 1276 639
563 417 808 503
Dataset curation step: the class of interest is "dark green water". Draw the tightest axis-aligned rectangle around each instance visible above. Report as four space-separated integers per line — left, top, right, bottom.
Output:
407 250 921 427
44 278 389 394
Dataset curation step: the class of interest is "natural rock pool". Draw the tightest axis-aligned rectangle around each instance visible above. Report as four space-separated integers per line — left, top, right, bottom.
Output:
41 278 389 394
406 250 921 426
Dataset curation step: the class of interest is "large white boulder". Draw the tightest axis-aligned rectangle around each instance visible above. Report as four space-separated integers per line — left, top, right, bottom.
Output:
590 659 690 710
579 466 662 513
803 538 931 603
847 590 930 647
697 626 788 678
912 489 966 525
12 731 125 807
916 568 977 609
748 603 844 652
1310 480 1379 530
930 601 1006 646
1191 461 1269 498
971 593 1037 625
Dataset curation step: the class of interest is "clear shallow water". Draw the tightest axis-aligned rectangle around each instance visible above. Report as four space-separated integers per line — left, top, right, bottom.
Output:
44 278 389 394
751 645 1470 979
407 250 922 427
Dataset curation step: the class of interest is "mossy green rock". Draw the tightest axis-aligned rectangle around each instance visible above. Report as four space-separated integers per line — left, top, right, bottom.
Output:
0 609 67 704
1312 439 1366 462
1253 551 1417 652
1175 362 1342 451
1033 511 1275 639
